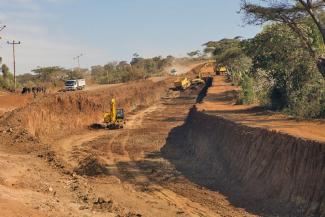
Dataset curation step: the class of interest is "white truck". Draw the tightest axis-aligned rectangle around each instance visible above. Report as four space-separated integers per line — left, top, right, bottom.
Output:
65 79 86 91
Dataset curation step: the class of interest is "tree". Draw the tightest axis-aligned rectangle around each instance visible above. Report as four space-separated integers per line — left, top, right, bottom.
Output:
1 64 10 80
32 66 68 82
241 0 325 78
203 37 252 75
187 50 201 58
243 23 325 116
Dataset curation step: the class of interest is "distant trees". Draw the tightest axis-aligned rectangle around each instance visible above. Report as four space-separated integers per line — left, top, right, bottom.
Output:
0 57 14 90
91 56 173 84
16 66 87 88
203 37 251 78
2 64 10 80
187 50 201 58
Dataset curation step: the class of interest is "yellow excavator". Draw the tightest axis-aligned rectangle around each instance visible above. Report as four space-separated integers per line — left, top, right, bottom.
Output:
104 98 125 129
174 77 191 90
191 71 205 86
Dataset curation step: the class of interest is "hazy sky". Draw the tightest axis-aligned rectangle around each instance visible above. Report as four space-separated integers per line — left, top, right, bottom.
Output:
0 0 261 74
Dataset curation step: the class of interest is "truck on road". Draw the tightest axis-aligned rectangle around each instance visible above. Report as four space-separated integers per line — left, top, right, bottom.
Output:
65 79 86 91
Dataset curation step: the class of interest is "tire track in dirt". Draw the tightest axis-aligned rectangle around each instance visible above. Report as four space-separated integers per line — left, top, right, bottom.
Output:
54 104 162 168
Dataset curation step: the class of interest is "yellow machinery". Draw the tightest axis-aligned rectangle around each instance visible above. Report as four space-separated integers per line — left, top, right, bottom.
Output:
104 98 125 129
191 72 205 86
174 77 191 90
216 66 227 75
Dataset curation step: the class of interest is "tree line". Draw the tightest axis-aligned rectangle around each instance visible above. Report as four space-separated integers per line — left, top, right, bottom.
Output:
202 0 325 118
0 55 176 91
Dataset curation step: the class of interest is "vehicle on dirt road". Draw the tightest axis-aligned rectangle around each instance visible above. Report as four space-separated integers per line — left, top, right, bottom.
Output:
170 68 177 75
104 98 125 129
174 77 191 90
216 66 227 75
65 79 86 91
191 78 205 86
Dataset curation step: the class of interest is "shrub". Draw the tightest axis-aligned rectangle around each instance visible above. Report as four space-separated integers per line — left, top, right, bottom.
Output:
238 74 255 104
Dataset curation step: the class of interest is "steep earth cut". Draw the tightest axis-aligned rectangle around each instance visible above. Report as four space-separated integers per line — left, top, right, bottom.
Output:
162 77 325 217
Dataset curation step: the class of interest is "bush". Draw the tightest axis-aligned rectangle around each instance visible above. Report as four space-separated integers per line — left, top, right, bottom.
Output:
238 74 255 104
287 79 325 118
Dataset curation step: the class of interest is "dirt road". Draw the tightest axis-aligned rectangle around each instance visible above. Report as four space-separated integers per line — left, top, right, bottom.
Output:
48 87 255 217
0 93 31 117
0 73 323 216
197 76 325 142
0 82 257 216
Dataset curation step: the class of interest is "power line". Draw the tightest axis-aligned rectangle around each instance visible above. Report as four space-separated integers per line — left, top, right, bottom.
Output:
7 40 21 91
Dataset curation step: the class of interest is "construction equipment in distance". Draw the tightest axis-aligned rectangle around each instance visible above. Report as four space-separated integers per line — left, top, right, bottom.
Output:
191 72 205 86
104 98 125 129
174 77 191 90
216 66 227 75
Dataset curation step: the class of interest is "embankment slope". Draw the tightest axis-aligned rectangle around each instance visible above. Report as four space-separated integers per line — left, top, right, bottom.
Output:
162 76 325 217
0 79 169 151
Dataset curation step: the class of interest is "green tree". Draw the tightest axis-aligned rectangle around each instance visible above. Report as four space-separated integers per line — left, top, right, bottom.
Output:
187 50 201 58
241 0 325 79
1 64 10 80
203 37 252 79
243 23 325 117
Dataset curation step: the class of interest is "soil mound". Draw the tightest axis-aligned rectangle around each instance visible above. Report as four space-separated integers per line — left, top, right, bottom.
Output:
162 107 325 217
0 80 168 144
74 156 108 176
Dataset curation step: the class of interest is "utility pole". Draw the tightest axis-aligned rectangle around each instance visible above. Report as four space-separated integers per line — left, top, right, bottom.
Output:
7 40 21 91
0 25 6 33
0 25 6 40
73 53 83 69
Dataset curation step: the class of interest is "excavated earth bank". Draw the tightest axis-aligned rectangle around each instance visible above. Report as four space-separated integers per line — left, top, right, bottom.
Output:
162 107 325 217
0 80 168 152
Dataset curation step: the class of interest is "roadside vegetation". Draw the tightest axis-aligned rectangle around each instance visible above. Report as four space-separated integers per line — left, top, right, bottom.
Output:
203 1 325 118
0 57 15 91
0 55 179 91
90 54 175 84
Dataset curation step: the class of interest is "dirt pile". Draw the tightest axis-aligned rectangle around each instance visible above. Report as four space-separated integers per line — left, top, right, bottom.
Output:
162 107 325 217
74 156 108 176
0 80 168 144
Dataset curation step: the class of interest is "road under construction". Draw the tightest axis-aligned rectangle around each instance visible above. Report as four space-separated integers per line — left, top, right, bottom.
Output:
0 64 324 217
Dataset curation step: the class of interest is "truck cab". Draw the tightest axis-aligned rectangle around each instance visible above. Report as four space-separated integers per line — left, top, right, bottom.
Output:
65 79 86 91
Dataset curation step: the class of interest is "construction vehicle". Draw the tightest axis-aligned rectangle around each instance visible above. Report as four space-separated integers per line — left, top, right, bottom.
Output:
103 98 125 129
191 72 205 86
65 79 86 91
216 66 227 75
174 77 191 90
170 68 177 75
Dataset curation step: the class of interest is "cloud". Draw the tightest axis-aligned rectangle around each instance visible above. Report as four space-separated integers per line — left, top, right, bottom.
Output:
0 0 98 74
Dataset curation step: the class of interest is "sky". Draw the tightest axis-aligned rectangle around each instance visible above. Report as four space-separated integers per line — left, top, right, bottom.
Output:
0 0 261 74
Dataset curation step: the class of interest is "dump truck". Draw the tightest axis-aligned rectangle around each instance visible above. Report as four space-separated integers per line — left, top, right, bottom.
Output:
104 98 125 129
65 79 86 91
174 77 191 90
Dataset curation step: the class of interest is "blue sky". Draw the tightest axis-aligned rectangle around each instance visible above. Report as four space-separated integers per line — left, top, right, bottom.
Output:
0 0 261 74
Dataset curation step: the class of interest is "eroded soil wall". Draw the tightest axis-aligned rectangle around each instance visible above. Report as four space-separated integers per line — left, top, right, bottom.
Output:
0 80 168 142
163 107 325 217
